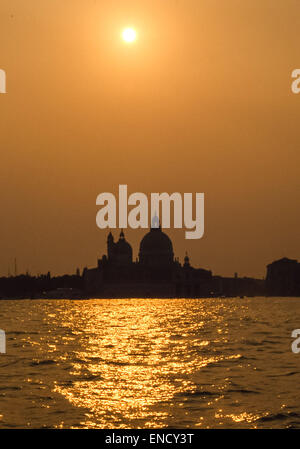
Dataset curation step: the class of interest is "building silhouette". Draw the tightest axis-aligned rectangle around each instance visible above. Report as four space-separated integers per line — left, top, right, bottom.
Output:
2 231 298 299
83 226 265 298
83 226 213 298
266 257 300 296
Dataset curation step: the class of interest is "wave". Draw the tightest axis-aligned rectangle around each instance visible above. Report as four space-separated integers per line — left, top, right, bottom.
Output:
227 388 260 395
258 411 300 422
29 359 57 366
178 390 216 397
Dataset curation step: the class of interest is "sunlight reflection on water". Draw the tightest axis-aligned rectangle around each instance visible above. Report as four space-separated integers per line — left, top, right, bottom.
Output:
1 298 300 428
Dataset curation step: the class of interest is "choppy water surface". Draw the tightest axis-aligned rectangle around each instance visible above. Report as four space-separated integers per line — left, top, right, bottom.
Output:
0 297 300 428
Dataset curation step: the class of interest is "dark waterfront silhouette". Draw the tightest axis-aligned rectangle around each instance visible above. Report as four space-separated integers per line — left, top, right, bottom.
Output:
1 227 299 299
266 258 300 296
83 226 264 298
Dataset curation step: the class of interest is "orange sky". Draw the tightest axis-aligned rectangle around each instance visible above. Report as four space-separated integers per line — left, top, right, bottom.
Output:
0 0 300 278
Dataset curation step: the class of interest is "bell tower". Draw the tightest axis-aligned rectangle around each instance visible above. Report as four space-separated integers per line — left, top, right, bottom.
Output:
107 232 115 261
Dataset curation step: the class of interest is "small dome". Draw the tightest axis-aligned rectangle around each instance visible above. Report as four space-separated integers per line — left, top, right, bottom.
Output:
116 231 132 255
116 239 132 255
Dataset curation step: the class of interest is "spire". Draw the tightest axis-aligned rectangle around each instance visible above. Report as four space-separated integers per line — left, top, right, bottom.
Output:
184 252 190 267
120 229 125 239
107 232 114 242
151 211 160 229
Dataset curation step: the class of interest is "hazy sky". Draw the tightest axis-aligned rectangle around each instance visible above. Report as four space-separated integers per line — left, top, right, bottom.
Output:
0 0 300 278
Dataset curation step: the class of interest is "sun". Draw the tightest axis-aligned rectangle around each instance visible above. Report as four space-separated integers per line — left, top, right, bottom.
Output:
122 28 137 43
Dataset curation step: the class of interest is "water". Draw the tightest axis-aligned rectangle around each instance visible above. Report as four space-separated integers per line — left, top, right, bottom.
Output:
0 297 300 429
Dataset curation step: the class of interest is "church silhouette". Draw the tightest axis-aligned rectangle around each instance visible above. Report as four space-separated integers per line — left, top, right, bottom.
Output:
83 225 213 298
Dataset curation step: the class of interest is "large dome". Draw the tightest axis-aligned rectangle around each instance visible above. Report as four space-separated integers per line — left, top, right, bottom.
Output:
139 227 174 266
140 228 173 253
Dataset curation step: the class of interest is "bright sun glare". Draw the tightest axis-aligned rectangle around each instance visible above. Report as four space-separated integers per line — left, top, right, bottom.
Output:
122 28 137 43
